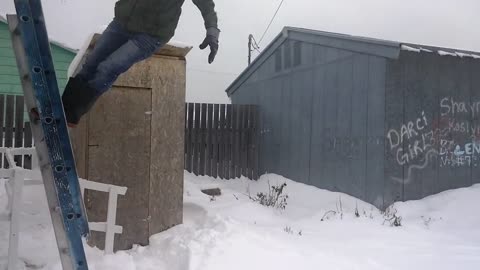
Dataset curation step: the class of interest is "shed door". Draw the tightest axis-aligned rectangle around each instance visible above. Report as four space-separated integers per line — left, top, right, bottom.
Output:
86 86 152 250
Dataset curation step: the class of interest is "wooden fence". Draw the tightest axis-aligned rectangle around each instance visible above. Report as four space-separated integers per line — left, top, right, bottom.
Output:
0 94 33 169
0 95 260 179
185 103 259 180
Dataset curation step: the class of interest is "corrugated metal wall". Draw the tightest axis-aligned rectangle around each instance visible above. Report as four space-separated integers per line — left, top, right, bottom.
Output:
307 51 386 207
231 39 480 209
232 40 387 207
384 51 480 207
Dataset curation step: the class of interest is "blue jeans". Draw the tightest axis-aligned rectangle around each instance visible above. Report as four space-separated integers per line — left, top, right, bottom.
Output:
77 19 165 95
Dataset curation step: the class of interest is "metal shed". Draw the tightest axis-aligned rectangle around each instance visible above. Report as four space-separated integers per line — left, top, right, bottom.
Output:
226 27 480 209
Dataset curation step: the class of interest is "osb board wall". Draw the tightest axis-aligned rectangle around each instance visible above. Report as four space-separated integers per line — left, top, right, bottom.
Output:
71 55 186 251
148 56 186 235
88 86 152 250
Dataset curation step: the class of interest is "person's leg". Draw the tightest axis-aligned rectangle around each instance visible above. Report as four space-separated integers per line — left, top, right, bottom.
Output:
62 19 132 126
76 19 130 81
87 32 164 94
64 32 164 126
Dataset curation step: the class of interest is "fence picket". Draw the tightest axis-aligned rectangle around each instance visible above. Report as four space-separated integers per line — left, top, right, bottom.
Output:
205 104 213 176
252 105 259 180
225 105 232 179
212 104 219 178
199 104 207 176
24 122 33 169
0 95 5 168
193 103 201 175
186 103 194 173
247 105 254 179
240 105 248 177
231 105 238 178
4 95 14 168
14 96 25 167
218 104 226 179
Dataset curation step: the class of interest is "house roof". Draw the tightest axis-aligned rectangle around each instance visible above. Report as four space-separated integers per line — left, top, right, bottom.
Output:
226 26 480 96
0 13 78 54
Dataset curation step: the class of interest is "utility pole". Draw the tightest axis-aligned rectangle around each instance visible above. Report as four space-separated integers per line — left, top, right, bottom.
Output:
248 34 253 65
248 34 260 66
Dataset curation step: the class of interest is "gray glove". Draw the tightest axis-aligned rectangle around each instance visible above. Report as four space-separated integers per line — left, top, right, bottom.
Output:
199 27 220 64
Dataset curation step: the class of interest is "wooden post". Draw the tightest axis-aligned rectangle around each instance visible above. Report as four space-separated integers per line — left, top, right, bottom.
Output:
104 188 118 254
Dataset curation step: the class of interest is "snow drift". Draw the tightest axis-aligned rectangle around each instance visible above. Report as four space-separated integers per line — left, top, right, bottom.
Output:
1 173 479 270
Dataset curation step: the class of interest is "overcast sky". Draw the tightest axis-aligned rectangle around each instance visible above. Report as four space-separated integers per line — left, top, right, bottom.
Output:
1 0 479 103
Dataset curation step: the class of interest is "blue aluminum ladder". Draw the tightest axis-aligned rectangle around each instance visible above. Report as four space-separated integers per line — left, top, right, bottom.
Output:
7 0 90 269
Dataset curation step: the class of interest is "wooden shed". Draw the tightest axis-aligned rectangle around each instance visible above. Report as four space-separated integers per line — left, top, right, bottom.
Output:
226 27 480 209
70 33 191 251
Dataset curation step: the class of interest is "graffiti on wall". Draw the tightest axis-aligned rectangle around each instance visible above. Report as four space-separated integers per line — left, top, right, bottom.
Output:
441 97 480 118
388 97 480 183
387 111 432 166
439 97 480 167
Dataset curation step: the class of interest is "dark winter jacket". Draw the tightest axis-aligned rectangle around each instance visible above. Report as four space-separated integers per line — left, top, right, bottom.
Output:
114 0 218 41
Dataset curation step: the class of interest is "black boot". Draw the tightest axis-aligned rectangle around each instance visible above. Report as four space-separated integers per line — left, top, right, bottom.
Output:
62 77 99 127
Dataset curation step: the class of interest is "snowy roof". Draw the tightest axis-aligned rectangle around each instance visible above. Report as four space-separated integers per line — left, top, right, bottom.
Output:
226 27 480 96
0 14 78 54
401 44 480 59
287 27 480 59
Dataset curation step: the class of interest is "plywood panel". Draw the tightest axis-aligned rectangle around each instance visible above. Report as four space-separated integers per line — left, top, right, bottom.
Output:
87 86 152 251
149 58 185 235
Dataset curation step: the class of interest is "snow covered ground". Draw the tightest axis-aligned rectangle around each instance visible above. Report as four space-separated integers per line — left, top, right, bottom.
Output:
1 173 480 270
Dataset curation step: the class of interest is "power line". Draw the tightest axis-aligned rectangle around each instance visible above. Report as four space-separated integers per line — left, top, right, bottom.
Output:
258 0 286 45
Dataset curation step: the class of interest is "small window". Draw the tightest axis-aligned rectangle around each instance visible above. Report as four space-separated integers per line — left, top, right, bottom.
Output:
275 49 282 72
284 42 291 69
293 42 302 67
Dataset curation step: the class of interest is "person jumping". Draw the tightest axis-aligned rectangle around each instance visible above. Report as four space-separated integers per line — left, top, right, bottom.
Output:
62 0 220 127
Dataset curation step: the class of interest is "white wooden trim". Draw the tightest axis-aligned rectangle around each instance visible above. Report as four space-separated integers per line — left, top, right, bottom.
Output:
79 179 127 195
89 222 123 234
0 147 128 267
105 189 118 254
8 170 24 270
